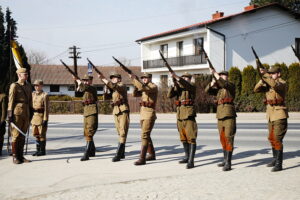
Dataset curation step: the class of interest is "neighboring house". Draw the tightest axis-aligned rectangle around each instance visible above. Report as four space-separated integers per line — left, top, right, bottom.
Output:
30 64 142 96
136 3 300 86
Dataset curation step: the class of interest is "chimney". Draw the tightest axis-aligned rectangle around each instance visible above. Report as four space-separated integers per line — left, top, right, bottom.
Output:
244 5 258 11
212 11 224 20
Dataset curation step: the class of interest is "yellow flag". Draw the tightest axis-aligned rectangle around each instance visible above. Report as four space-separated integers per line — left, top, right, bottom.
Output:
11 40 23 69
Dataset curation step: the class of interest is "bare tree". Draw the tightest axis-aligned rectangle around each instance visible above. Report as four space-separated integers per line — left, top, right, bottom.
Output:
27 50 48 65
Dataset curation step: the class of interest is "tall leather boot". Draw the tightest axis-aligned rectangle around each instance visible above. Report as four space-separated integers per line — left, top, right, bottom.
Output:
266 148 276 167
146 139 156 161
134 145 148 165
12 141 22 164
32 140 41 156
89 141 95 157
20 137 31 163
218 150 227 167
37 141 46 156
179 142 189 164
223 151 232 171
186 143 196 169
121 144 125 159
81 141 92 161
112 143 125 162
0 135 4 156
272 150 283 172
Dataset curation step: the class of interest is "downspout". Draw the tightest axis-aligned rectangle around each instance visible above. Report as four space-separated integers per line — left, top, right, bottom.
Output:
206 26 226 70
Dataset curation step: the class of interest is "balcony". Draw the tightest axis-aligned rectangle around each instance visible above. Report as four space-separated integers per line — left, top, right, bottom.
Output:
143 53 206 69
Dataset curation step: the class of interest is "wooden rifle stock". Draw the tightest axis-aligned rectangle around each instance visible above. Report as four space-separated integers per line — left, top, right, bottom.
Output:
87 58 104 76
112 57 132 74
60 59 80 79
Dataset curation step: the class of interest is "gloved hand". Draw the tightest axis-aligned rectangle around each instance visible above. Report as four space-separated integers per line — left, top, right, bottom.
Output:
42 120 48 127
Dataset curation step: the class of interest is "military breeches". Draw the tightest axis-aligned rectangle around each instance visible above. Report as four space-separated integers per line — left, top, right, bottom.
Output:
177 117 198 144
268 119 287 150
114 112 130 143
84 114 98 142
217 117 236 151
11 115 30 142
32 125 47 141
140 119 155 146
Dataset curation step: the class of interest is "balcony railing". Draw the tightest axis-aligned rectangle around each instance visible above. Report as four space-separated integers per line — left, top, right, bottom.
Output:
143 53 206 69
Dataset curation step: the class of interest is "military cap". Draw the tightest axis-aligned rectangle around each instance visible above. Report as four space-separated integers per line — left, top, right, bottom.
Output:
33 79 43 85
268 66 281 74
82 74 93 80
110 73 121 79
16 68 27 74
219 70 229 76
181 72 192 78
141 72 152 78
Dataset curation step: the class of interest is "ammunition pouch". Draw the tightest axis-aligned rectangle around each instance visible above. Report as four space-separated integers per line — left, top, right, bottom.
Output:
111 99 128 107
139 101 155 109
217 98 234 105
82 99 96 106
264 99 285 106
175 99 194 106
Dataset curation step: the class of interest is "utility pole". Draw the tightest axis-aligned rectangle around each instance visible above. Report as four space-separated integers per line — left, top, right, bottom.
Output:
69 45 82 97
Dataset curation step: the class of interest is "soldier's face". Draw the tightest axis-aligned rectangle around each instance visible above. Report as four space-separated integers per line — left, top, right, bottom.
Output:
111 77 120 83
18 73 28 81
220 75 228 81
34 85 43 92
142 77 150 84
271 73 279 80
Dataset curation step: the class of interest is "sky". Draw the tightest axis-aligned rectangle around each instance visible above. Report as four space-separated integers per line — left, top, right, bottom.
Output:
0 0 250 66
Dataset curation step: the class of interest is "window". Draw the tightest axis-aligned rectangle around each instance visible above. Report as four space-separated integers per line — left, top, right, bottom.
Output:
160 75 168 87
194 38 204 56
160 44 168 58
177 41 183 57
296 38 300 56
67 85 75 91
96 86 103 91
50 85 59 92
127 87 130 91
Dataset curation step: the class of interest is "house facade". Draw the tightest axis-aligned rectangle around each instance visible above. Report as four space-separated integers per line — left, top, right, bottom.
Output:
136 4 300 86
30 64 142 96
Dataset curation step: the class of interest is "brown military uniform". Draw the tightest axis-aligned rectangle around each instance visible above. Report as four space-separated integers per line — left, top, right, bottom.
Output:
167 79 197 144
107 81 130 144
8 79 33 163
0 93 8 156
254 76 288 151
78 82 98 142
205 78 236 151
31 91 49 141
132 74 158 165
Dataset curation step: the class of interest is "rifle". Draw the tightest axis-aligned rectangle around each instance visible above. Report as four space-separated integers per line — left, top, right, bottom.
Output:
112 57 132 74
202 48 217 80
60 59 81 80
158 50 179 86
87 58 104 77
251 46 266 80
291 45 300 62
159 50 174 73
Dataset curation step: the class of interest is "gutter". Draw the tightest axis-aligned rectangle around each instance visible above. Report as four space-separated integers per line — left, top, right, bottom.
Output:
206 26 226 70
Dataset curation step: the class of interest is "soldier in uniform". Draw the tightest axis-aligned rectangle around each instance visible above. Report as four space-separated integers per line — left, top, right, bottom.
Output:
167 72 198 169
98 72 130 162
129 72 158 165
205 70 236 171
254 66 288 172
74 74 98 161
31 80 49 156
8 68 33 164
0 92 8 156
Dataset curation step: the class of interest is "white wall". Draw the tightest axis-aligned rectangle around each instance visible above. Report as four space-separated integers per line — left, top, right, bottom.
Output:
209 7 300 69
207 29 225 72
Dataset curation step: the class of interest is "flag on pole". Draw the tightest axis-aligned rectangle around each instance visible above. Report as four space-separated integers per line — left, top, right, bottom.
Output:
11 40 23 69
87 62 93 75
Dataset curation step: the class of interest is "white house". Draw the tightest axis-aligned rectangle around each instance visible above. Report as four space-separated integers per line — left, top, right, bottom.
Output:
136 3 300 86
30 64 142 96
